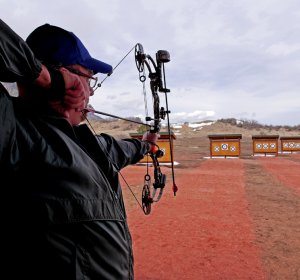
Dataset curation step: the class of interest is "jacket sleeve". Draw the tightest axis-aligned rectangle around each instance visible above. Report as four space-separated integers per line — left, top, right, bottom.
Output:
97 133 149 170
0 19 42 82
0 88 15 164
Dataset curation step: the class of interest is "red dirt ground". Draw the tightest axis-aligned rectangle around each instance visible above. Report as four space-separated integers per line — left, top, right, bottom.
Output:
121 153 300 280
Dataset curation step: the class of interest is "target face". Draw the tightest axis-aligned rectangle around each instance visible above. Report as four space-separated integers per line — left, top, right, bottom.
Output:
221 144 228 150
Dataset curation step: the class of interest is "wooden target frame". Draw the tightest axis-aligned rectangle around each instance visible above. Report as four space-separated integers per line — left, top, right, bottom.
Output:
252 135 279 156
280 136 300 153
208 134 242 158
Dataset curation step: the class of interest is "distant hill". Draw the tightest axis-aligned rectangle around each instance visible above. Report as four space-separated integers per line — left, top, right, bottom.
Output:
85 117 300 140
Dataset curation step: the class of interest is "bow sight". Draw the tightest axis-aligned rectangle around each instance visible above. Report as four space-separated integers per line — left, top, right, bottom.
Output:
134 43 171 134
135 43 170 94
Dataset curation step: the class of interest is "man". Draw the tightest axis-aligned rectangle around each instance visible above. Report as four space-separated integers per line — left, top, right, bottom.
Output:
0 22 158 279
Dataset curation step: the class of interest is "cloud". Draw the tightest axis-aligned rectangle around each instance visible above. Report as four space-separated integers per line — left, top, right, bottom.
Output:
1 0 300 125
266 42 300 57
171 110 216 123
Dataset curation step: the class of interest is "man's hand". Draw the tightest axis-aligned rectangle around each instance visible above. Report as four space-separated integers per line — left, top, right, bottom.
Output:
34 65 86 111
59 67 85 111
46 67 86 119
142 131 160 153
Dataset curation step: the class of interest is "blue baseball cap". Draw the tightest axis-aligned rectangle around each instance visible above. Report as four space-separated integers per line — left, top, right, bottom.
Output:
26 24 113 74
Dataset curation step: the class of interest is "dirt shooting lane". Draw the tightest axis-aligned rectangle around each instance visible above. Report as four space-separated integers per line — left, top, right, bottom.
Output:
124 159 267 280
257 154 300 197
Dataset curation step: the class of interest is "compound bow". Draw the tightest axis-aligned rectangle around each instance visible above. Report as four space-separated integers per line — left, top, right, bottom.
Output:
134 43 178 214
88 43 178 215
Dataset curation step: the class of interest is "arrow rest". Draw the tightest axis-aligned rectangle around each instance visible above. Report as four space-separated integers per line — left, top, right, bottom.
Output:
160 107 167 120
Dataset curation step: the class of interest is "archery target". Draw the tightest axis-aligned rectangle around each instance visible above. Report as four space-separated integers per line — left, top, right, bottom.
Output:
210 139 241 157
214 146 220 152
221 143 228 150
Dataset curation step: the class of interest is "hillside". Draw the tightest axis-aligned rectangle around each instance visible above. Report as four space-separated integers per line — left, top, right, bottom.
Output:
85 118 300 160
86 118 300 137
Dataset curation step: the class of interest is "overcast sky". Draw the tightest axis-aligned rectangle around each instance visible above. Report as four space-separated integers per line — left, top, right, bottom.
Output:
2 0 300 125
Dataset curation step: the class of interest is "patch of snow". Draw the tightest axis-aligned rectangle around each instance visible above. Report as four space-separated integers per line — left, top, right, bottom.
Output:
188 121 215 128
172 125 183 129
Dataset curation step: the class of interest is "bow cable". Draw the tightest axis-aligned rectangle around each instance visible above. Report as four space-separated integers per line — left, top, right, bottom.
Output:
96 44 137 88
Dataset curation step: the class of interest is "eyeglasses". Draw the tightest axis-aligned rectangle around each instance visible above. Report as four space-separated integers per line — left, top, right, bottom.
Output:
64 66 98 90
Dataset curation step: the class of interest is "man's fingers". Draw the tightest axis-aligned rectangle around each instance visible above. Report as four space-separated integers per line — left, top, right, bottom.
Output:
142 132 160 143
59 67 86 109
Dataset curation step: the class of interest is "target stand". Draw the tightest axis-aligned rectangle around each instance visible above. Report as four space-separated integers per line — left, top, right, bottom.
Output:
208 134 242 158
252 135 279 156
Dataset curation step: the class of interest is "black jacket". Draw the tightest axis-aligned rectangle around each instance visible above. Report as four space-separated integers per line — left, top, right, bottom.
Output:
0 19 41 82
0 93 146 223
0 19 147 279
0 89 147 279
